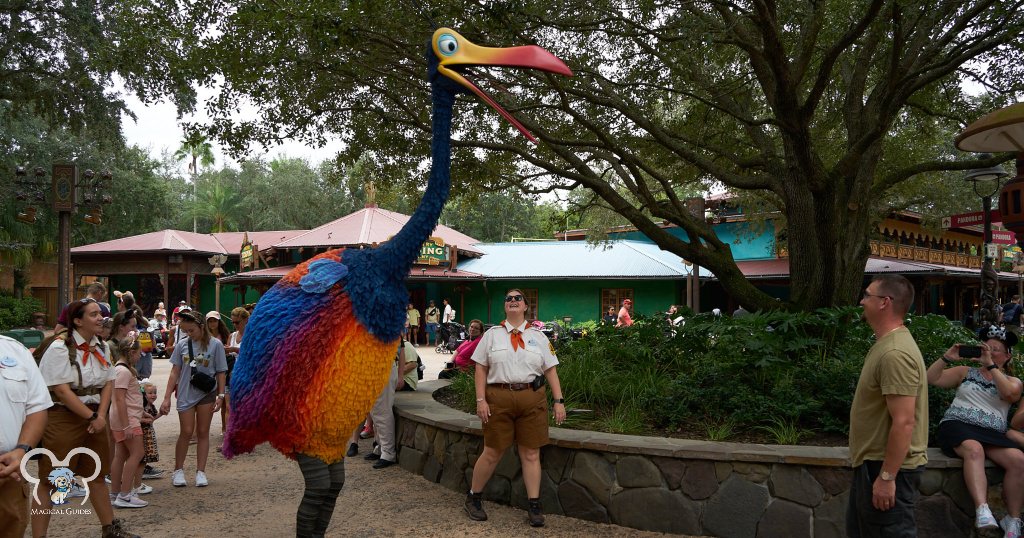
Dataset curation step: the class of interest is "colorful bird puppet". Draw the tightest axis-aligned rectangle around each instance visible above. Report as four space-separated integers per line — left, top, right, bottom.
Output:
223 28 572 463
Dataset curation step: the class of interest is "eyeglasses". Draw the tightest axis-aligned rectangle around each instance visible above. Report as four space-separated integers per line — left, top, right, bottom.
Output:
862 291 892 301
505 294 524 303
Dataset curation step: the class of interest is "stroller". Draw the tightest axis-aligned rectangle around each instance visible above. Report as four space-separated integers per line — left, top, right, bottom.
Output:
435 321 467 354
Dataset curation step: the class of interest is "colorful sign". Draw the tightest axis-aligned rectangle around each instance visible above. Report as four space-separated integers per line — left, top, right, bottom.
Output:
941 210 1002 229
240 237 254 271
51 164 77 212
993 230 1017 245
415 237 449 266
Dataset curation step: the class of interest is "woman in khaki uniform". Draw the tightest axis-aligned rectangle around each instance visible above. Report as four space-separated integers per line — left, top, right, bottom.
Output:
464 289 566 528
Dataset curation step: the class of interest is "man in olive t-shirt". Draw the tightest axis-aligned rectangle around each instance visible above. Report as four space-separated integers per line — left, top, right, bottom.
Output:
848 274 928 538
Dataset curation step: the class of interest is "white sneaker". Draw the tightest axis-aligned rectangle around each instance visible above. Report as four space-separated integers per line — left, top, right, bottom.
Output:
1002 515 1023 538
172 469 186 487
67 484 87 498
977 503 998 528
136 483 153 495
113 493 149 508
195 470 208 487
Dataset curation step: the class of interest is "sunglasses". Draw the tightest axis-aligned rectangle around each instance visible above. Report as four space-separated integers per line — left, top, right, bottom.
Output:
505 294 524 303
80 297 98 304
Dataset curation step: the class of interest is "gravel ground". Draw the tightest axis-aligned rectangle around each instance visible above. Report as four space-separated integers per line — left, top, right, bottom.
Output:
24 345 700 537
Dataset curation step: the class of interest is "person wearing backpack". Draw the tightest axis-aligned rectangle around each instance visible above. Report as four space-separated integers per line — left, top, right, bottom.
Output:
33 298 139 538
1004 295 1024 334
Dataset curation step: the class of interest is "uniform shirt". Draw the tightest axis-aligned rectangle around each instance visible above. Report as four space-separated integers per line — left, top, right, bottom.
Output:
0 336 52 453
471 321 559 384
38 331 115 405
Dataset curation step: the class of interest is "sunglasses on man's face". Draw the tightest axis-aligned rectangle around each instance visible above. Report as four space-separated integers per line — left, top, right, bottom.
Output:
505 294 524 303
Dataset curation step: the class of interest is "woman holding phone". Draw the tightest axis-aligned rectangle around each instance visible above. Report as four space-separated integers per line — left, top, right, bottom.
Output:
927 324 1024 536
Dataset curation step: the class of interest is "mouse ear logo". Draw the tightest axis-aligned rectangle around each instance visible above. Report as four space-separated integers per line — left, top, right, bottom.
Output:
20 447 102 506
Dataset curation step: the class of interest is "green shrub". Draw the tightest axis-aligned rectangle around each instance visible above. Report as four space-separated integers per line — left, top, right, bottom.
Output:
446 308 982 445
0 293 44 331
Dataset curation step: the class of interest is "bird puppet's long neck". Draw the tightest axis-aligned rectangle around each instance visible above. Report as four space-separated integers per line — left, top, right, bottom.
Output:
379 86 455 266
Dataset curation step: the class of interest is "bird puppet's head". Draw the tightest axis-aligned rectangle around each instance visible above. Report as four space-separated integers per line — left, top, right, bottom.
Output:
427 28 572 143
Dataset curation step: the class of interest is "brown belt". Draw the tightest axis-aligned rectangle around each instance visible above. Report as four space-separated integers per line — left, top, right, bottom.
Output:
488 382 531 391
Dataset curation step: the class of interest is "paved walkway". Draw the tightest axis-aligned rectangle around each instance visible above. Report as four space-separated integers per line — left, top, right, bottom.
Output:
23 343 687 537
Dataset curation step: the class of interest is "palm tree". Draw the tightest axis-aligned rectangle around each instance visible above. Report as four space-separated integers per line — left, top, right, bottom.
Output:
194 180 242 233
173 133 215 232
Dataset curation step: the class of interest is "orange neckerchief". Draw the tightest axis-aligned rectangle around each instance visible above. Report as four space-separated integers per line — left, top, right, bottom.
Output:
76 342 108 367
503 320 525 351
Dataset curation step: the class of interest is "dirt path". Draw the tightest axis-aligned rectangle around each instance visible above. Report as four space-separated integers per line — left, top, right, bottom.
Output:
26 346 691 537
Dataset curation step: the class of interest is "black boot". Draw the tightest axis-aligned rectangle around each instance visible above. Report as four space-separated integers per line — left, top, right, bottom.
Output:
527 498 544 527
464 491 487 521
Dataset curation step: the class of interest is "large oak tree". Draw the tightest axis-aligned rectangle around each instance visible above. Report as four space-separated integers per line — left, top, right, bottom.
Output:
115 0 1024 309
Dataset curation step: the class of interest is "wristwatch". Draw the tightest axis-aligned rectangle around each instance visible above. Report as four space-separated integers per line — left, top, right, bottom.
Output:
217 394 226 398
553 398 565 404
15 443 33 453
986 364 999 371
880 470 897 481
88 411 98 421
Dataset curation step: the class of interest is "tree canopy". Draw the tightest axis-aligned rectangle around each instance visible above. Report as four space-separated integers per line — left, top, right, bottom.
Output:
21 1 1024 309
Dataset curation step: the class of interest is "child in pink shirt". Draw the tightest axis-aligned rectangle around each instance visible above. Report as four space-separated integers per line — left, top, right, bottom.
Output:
108 335 148 508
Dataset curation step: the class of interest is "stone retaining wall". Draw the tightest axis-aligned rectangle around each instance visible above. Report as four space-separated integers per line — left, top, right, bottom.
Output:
395 381 997 537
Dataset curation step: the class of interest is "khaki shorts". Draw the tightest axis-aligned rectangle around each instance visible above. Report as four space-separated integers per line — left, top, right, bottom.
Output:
0 479 28 538
39 406 112 481
483 385 549 450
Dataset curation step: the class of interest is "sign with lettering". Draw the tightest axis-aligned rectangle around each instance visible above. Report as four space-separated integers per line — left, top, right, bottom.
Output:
240 239 254 271
992 230 1016 245
942 210 1002 229
415 237 449 266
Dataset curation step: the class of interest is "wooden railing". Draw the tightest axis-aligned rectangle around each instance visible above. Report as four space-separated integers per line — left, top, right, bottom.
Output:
869 240 981 269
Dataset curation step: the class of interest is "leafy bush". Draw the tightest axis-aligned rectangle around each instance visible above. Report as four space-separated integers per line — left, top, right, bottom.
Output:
448 307 979 444
0 293 44 331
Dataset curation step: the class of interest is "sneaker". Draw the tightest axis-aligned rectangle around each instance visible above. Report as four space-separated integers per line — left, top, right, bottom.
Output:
1002 515 1023 538
372 458 396 469
172 469 186 487
358 426 374 439
142 466 164 479
67 483 87 498
346 443 358 457
195 470 208 487
104 474 112 484
465 492 487 521
977 504 999 528
364 452 380 461
527 499 545 527
113 493 149 508
102 517 140 538
136 483 153 495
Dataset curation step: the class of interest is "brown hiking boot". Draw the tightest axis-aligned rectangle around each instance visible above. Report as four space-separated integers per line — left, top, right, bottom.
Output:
102 518 140 538
464 492 488 521
527 499 545 527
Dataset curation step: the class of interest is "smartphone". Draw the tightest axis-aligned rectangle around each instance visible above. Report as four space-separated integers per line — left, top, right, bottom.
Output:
958 345 983 358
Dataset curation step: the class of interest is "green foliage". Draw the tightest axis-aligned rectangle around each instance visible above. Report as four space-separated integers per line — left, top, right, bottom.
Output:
449 308 976 443
0 294 44 331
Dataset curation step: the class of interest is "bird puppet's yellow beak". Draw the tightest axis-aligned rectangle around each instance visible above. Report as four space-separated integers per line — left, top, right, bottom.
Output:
432 28 573 143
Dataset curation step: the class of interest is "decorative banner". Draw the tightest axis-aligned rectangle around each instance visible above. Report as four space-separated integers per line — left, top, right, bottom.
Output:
415 237 449 266
51 164 77 212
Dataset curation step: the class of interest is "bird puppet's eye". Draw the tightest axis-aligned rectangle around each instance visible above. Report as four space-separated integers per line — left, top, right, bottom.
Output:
437 34 458 56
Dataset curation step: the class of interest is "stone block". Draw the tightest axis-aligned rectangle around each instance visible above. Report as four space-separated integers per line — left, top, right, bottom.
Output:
542 445 573 484
398 446 426 475
413 424 430 453
432 429 448 461
571 451 616 507
942 470 974 514
482 475 511 504
651 456 687 490
494 447 521 481
813 490 848 538
918 469 944 496
558 479 610 523
511 472 563 514
733 462 771 483
440 447 469 493
681 461 719 500
769 465 825 507
715 461 733 482
397 418 416 447
609 488 701 535
808 466 852 496
757 499 811 538
704 475 770 538
915 494 971 538
616 456 662 488
422 455 443 483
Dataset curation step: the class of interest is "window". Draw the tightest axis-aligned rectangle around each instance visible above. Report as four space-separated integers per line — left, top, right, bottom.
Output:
601 288 634 317
523 289 539 320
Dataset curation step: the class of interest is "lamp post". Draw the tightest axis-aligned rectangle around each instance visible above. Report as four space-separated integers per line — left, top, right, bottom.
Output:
209 254 228 312
963 160 1009 325
12 165 113 309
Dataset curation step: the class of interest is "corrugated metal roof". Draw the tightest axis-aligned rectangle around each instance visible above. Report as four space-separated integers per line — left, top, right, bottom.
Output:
71 230 230 255
457 241 692 279
721 256 1022 280
272 205 484 256
214 231 307 254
